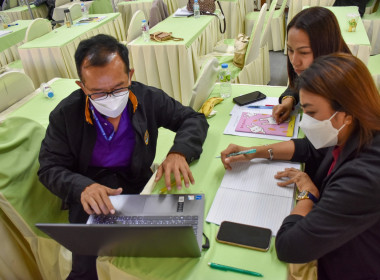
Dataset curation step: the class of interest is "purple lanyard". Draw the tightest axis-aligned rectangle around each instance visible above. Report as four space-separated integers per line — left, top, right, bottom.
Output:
90 104 115 142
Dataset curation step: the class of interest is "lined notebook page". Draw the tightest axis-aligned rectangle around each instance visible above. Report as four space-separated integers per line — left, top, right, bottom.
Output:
206 159 300 235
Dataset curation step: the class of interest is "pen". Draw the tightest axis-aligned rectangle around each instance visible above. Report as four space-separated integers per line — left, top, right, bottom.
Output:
215 148 256 158
247 105 273 109
208 262 263 277
8 23 19 27
160 176 184 193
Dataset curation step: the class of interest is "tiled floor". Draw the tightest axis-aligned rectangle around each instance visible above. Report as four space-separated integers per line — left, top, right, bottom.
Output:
268 50 288 86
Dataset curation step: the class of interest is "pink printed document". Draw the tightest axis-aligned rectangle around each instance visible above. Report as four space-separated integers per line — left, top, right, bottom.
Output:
235 112 295 137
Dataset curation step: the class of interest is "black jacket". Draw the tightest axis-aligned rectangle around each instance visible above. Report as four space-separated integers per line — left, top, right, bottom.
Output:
279 86 299 105
38 82 208 222
276 133 380 279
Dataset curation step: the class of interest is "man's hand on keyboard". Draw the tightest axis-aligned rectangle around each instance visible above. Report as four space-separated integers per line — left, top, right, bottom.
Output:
81 183 123 215
155 152 195 191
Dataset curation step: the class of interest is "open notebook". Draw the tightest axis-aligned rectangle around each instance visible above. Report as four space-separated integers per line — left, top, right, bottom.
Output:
235 112 296 137
206 159 299 235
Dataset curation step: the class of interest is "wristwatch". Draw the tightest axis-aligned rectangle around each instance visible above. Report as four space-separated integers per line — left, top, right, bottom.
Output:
296 190 318 203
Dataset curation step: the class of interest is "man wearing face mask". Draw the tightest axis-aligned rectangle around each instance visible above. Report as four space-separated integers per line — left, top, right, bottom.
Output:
38 34 208 279
220 54 380 279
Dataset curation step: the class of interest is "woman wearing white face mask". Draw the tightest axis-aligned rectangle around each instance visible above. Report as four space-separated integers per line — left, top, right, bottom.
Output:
220 53 380 279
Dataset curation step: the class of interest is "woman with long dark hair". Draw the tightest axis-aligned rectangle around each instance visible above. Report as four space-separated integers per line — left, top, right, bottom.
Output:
272 7 351 124
221 53 380 279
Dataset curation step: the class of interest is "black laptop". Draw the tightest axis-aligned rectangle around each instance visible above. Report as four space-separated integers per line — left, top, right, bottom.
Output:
36 194 205 257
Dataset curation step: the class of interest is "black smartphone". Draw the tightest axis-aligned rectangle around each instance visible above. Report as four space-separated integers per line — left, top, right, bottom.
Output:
216 221 272 252
233 91 266 106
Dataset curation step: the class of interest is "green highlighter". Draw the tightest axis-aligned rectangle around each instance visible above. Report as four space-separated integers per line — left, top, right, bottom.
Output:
208 262 263 277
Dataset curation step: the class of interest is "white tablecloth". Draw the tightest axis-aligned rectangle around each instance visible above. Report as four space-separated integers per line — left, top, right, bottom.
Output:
363 14 380 55
128 15 221 105
117 0 153 32
18 13 126 87
327 6 371 65
219 0 252 39
3 4 49 21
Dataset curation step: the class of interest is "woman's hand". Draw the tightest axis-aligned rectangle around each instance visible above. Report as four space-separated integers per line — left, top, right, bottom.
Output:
272 98 294 124
221 144 256 170
275 167 319 199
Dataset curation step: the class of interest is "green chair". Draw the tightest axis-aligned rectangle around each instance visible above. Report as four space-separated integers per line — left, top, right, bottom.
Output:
24 18 52 42
0 117 70 279
126 10 145 44
7 18 52 72
0 71 34 113
89 0 114 14
69 3 83 20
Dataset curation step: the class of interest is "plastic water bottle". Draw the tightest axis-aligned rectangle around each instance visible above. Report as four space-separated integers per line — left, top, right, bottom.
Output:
141 19 150 42
40 83 54 99
219 63 231 98
193 0 200 18
81 3 88 18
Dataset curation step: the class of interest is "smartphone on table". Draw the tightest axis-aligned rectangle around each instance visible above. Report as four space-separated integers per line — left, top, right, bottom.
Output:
233 91 267 106
216 221 272 252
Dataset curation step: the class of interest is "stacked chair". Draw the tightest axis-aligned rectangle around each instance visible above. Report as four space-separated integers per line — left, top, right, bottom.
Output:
245 0 288 51
198 4 268 85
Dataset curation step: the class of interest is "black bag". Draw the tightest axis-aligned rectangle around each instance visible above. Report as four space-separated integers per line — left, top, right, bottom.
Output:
187 0 226 34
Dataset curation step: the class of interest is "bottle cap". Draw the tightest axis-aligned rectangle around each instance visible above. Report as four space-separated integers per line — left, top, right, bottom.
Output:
47 91 54 98
142 19 146 23
221 63 228 69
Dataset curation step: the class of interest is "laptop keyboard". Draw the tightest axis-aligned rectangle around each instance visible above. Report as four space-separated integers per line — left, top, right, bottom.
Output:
92 215 199 235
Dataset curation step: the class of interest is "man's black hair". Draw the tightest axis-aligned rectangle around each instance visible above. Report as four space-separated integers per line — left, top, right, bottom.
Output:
74 34 130 81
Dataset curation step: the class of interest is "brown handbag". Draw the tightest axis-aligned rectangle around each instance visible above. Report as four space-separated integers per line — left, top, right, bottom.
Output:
186 0 226 33
233 33 249 68
150 31 184 42
187 0 216 13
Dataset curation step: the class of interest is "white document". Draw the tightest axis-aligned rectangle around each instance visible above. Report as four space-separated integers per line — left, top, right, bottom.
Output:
0 30 13 37
206 159 299 236
172 7 193 17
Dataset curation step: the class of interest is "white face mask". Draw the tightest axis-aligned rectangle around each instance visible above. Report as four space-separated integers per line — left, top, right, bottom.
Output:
89 90 129 118
299 111 346 149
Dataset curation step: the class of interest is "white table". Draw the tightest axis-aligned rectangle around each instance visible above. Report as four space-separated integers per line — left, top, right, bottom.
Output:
18 13 126 87
326 6 371 65
3 3 49 21
0 20 32 67
128 15 221 105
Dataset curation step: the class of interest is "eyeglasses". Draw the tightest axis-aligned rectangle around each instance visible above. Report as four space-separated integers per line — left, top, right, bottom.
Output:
87 87 129 101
